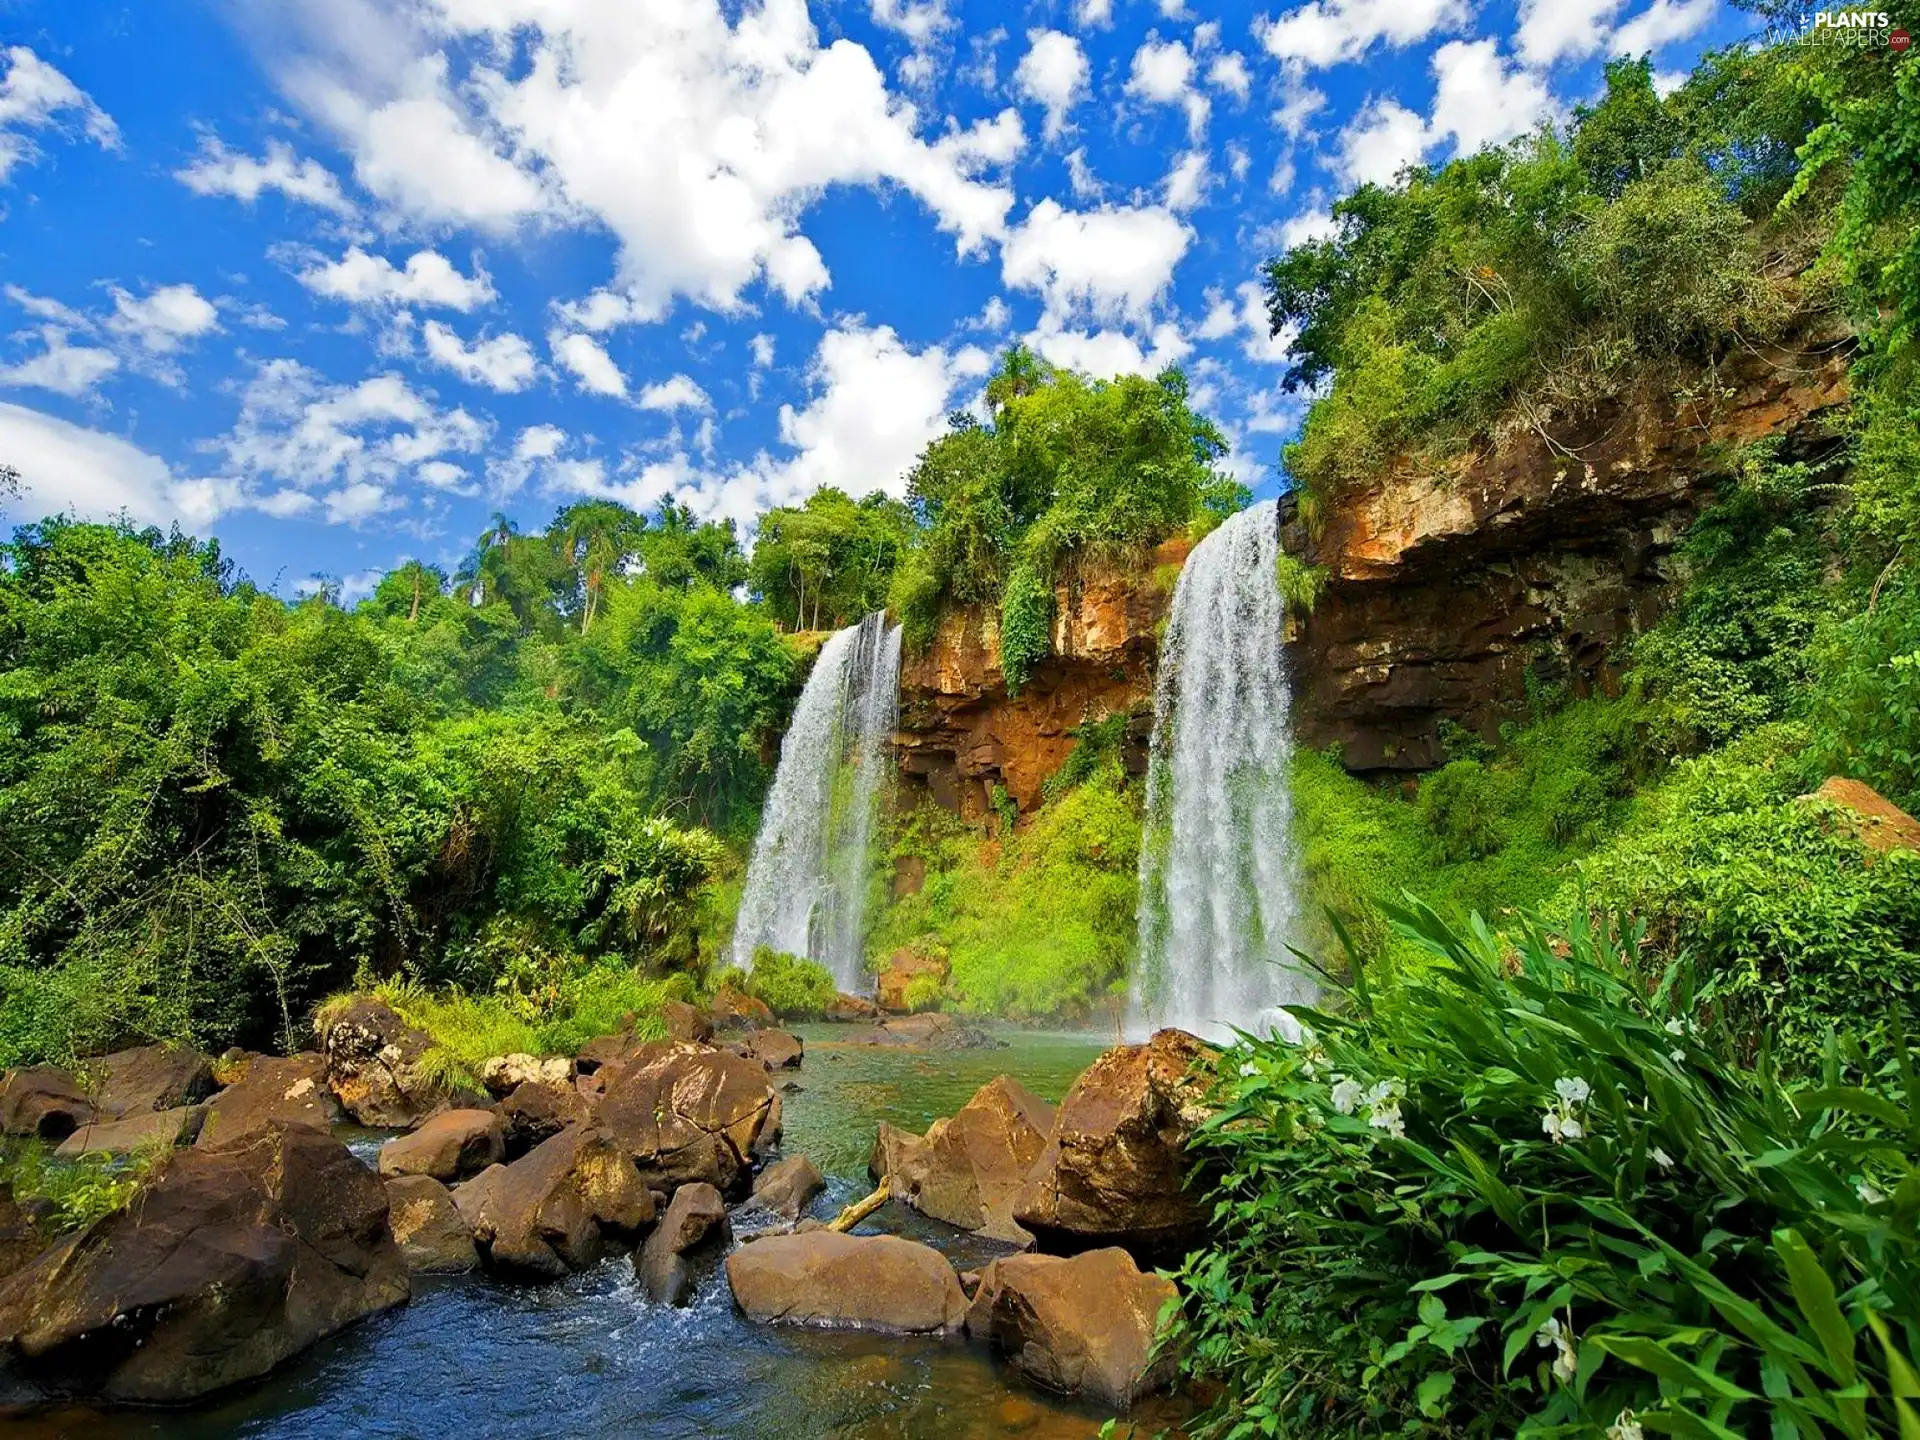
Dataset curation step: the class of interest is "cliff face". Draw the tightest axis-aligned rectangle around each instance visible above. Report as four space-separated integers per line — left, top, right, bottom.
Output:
895 538 1189 820
1281 337 1852 772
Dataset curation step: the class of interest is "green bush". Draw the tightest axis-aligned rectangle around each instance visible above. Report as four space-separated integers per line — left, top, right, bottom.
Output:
744 948 837 1019
1177 900 1920 1438
1418 760 1509 863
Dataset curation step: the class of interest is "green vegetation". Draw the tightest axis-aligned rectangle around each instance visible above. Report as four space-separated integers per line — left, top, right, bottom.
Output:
742 948 838 1020
0 1136 160 1231
747 487 915 633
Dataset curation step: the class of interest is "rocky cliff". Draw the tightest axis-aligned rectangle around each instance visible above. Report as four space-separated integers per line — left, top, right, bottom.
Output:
1281 336 1852 772
894 538 1189 820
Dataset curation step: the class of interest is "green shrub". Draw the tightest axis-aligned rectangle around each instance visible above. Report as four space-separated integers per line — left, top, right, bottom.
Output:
745 948 837 1019
1274 552 1328 614
1 1139 158 1231
1177 900 1920 1438
1418 760 1509 862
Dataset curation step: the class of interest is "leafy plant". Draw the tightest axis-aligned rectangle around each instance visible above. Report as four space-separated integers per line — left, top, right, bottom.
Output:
744 947 838 1019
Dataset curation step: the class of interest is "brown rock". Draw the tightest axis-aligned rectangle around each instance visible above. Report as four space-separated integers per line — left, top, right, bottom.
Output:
452 1125 654 1282
751 1153 826 1220
0 1069 93 1141
964 1248 1179 1406
479 1053 573 1096
318 997 448 1128
377 1108 506 1183
55 1105 205 1158
725 1231 968 1334
0 1122 408 1404
1809 777 1920 857
662 1000 715 1044
497 1079 590 1160
0 1185 47 1284
845 1012 1003 1051
825 992 881 1022
92 1045 216 1118
1012 1029 1214 1261
384 1174 478 1275
712 984 775 1031
876 948 950 1014
745 1028 804 1071
574 1032 652 1076
596 1043 780 1197
874 1076 1054 1242
195 1052 338 1147
636 1182 729 1306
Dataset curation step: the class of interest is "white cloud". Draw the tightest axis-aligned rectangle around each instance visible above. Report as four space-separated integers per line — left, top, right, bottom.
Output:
1074 0 1115 28
298 247 495 311
638 374 712 412
1002 199 1191 326
1255 0 1470 68
1279 206 1339 248
1516 0 1628 67
1428 41 1553 156
262 2 1024 321
0 327 121 397
1207 52 1253 102
1273 80 1328 139
1226 141 1251 181
0 402 231 528
1164 149 1212 212
1065 147 1104 199
551 332 628 398
749 333 776 368
1337 98 1428 188
1027 320 1190 379
1196 280 1289 364
175 136 352 212
421 320 537 392
1014 30 1090 142
0 46 119 183
1126 35 1209 139
1611 0 1716 57
870 0 952 46
108 283 220 353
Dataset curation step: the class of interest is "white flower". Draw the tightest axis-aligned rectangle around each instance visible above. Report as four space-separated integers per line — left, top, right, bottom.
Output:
1665 1018 1686 1036
1330 1078 1362 1115
1671 1048 1687 1063
1534 1315 1577 1384
1651 1146 1675 1170
1555 1076 1592 1105
1239 1061 1259 1077
1608 1409 1645 1440
1542 1077 1591 1144
1368 1100 1406 1140
1858 1180 1888 1205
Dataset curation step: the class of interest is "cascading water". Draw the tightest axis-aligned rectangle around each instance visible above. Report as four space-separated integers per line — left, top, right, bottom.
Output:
1131 499 1312 1041
732 611 902 992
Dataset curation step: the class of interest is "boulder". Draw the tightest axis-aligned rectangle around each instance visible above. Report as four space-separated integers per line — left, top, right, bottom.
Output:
195 1052 338 1147
384 1174 478 1275
744 1028 804 1071
1808 777 1920 857
574 1032 652 1076
318 997 448 1128
0 1122 408 1404
479 1053 573 1097
751 1154 825 1221
636 1182 729 1306
825 992 881 1022
725 1231 968 1334
1012 1029 1215 1261
377 1109 506 1183
871 1076 1054 1242
54 1105 205 1158
596 1044 780 1197
0 1069 93 1141
452 1125 654 1282
711 984 775 1031
662 1000 715 1045
497 1079 590 1160
964 1248 1179 1407
845 1013 1003 1051
92 1044 216 1118
0 1186 46 1285
876 948 949 1014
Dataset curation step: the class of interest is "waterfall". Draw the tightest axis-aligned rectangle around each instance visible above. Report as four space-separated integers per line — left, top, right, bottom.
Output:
1131 500 1312 1042
732 611 902 992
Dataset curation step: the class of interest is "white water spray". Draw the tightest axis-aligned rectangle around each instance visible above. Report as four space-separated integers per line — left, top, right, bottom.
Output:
1131 500 1312 1042
732 611 902 992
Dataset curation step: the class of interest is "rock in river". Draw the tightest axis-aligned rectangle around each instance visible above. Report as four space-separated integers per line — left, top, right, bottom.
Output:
0 1068 93 1141
750 1153 826 1221
596 1043 781 1197
377 1108 507 1183
869 1075 1054 1243
91 1043 217 1117
195 1052 339 1147
636 1181 730 1306
318 997 449 1128
453 1124 654 1282
725 1231 968 1334
385 1174 479 1275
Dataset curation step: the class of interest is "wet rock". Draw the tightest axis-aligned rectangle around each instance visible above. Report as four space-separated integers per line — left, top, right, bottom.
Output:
0 1186 46 1285
1012 1029 1215 1262
966 1248 1178 1408
452 1125 654 1282
663 1000 715 1045
318 998 447 1129
725 1231 968 1334
92 1045 216 1118
0 1069 93 1141
743 1028 803 1071
377 1108 506 1183
711 983 776 1031
497 1079 590 1160
195 1053 339 1147
479 1053 573 1096
636 1182 729 1306
825 992 881 1022
0 1122 408 1404
574 1031 654 1075
596 1043 780 1197
844 1013 1004 1051
876 948 949 1014
871 1076 1054 1242
384 1174 478 1275
750 1153 825 1221
54 1105 205 1158
1806 777 1920 857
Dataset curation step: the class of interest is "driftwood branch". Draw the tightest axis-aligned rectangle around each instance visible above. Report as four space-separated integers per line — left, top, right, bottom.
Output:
827 1178 891 1233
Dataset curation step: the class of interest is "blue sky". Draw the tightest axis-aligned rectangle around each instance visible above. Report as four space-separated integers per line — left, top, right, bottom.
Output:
0 0 1751 598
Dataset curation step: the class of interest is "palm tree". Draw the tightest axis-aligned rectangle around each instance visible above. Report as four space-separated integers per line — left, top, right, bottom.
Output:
556 500 641 633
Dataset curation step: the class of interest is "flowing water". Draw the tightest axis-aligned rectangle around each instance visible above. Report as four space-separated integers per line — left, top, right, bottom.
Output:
22 1030 1198 1440
1131 500 1313 1042
731 613 903 992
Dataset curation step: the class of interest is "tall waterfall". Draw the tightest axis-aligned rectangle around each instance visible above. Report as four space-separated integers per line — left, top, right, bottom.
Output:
1131 500 1311 1041
732 611 902 992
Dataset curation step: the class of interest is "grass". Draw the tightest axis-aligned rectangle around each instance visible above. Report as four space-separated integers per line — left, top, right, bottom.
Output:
1 1137 159 1231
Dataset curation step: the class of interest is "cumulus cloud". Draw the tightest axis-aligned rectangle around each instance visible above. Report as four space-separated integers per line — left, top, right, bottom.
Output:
421 320 537 392
1612 0 1717 58
551 332 628 397
108 283 221 353
1163 150 1212 212
1014 30 1090 142
1516 0 1629 67
0 326 121 397
1336 97 1429 188
0 402 235 528
298 247 495 311
1073 0 1114 28
1207 52 1253 102
1255 0 1470 68
638 374 712 412
1001 199 1191 327
1125 35 1209 139
175 135 352 212
1428 40 1553 155
1196 281 1290 364
1026 321 1190 379
0 46 119 183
